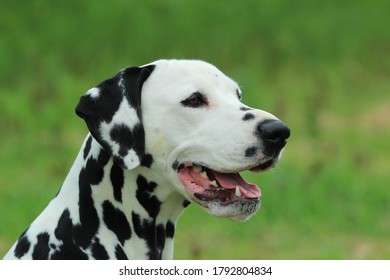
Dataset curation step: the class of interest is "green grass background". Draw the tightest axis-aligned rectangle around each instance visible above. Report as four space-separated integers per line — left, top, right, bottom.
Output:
1 0 389 259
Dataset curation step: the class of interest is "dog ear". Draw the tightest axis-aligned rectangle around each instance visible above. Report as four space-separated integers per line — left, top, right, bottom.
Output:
75 65 155 170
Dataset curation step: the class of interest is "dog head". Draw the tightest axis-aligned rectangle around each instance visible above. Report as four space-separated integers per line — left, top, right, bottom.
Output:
76 59 290 221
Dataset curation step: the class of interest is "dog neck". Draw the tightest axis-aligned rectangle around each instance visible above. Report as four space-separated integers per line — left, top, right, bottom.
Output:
55 134 189 259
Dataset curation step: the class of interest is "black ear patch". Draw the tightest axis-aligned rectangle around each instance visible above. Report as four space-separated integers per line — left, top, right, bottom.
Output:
75 65 155 170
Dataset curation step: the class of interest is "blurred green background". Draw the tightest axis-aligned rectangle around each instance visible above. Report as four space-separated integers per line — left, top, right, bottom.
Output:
1 0 389 259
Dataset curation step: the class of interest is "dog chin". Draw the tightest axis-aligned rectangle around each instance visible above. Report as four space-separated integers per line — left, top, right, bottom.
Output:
199 199 261 222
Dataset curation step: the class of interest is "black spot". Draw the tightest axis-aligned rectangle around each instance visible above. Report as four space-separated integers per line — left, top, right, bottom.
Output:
172 160 179 170
110 124 143 159
240 106 252 111
245 146 258 157
113 156 126 170
51 244 89 260
110 163 124 203
97 148 111 166
236 89 242 100
53 210 72 248
32 232 50 260
172 160 184 171
52 209 89 260
54 209 73 241
115 245 128 260
76 169 100 248
140 154 154 168
242 113 255 121
156 224 166 256
102 200 131 245
81 154 106 187
91 238 109 260
166 221 175 239
14 229 31 258
132 212 145 237
183 200 191 208
136 175 161 219
83 135 93 160
132 212 164 260
132 213 152 244
73 149 108 249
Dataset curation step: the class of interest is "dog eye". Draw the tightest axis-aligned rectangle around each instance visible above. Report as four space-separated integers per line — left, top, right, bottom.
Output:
181 92 208 108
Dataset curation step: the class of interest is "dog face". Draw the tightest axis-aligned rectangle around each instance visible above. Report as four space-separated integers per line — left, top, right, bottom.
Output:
76 59 290 222
141 60 290 221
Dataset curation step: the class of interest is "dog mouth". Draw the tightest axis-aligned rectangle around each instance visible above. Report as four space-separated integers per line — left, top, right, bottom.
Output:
177 160 275 209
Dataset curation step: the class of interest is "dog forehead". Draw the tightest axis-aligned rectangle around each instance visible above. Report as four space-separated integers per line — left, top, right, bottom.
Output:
155 60 233 81
143 59 240 97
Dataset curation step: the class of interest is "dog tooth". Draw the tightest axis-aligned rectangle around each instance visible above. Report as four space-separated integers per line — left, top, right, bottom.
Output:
235 186 241 197
201 171 208 178
193 166 202 172
210 180 218 187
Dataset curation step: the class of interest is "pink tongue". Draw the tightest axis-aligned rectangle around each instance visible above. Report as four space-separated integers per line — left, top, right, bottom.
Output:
213 171 261 199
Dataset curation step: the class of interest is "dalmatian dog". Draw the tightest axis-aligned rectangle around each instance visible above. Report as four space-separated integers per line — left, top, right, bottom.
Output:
3 59 290 260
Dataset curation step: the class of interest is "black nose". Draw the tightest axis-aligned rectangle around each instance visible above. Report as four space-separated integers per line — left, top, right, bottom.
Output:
257 120 290 150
